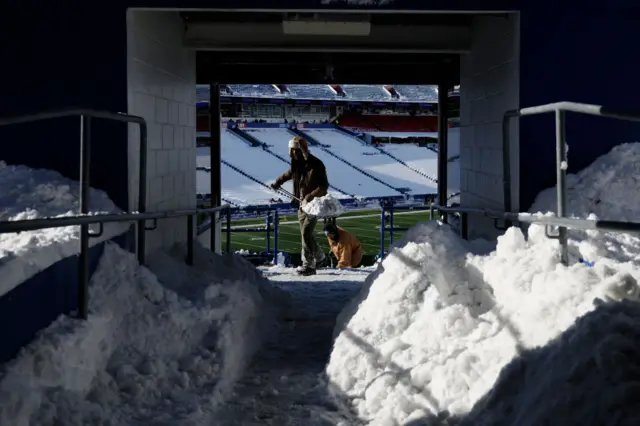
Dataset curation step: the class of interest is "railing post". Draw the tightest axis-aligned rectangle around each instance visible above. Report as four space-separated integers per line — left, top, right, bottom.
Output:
226 206 231 254
379 204 385 259
389 205 395 245
461 212 468 240
78 115 91 320
210 82 222 254
437 82 449 224
273 209 279 265
502 114 513 229
556 109 569 265
266 211 272 254
137 121 148 265
186 215 194 265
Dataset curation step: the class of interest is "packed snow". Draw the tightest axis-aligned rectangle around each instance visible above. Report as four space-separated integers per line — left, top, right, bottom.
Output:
327 143 640 425
213 266 373 425
0 161 129 297
0 242 291 426
302 194 345 218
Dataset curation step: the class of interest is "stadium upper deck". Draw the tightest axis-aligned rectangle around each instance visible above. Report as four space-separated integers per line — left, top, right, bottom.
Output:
196 84 460 104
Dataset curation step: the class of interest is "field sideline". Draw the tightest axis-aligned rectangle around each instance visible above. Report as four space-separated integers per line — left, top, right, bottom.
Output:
225 208 432 255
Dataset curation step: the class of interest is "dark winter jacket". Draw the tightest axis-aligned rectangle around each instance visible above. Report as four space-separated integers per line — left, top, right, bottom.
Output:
275 154 329 208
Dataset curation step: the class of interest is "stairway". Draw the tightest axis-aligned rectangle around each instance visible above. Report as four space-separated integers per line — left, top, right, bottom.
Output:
230 127 262 147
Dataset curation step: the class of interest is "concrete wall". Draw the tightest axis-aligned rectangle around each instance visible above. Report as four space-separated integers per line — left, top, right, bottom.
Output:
127 10 197 253
459 13 520 240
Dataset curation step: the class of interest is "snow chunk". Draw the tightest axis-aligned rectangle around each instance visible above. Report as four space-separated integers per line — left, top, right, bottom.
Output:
0 242 286 425
0 162 129 297
301 194 345 217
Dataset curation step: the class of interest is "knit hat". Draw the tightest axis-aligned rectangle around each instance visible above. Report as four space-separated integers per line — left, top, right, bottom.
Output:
324 222 338 238
288 136 309 153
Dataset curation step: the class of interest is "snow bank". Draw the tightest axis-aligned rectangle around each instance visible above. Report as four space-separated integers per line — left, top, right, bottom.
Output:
530 142 640 264
302 194 345 217
327 144 640 425
0 162 129 297
0 242 288 426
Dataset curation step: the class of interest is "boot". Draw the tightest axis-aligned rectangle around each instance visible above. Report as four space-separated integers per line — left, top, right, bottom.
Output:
316 253 328 269
298 265 317 276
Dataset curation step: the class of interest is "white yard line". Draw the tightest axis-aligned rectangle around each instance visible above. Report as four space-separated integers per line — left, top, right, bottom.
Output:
228 209 430 230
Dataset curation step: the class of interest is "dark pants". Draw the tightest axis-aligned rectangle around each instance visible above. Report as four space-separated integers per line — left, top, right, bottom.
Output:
298 209 320 268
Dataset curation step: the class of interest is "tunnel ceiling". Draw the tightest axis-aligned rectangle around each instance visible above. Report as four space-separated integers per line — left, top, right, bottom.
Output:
196 51 459 85
189 10 478 85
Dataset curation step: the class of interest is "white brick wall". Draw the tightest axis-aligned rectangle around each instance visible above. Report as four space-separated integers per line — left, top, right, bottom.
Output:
459 13 520 240
127 10 196 254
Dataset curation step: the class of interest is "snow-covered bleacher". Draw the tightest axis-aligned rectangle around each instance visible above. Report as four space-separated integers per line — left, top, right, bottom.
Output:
341 84 391 101
196 84 442 103
243 128 400 198
195 125 460 204
228 84 280 97
287 84 335 99
395 85 438 101
303 129 438 194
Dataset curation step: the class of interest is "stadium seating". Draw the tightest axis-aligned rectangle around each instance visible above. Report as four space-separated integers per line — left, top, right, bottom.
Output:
337 113 439 132
228 84 280 97
196 84 442 103
286 84 336 99
394 85 438 101
341 84 391 101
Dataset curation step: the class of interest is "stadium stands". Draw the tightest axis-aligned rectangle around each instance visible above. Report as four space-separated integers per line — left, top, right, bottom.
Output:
286 84 336 99
341 84 391 101
196 84 441 103
395 85 438 101
337 113 439 132
228 84 280 97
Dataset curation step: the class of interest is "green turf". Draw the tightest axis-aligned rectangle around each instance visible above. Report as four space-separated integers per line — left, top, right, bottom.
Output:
224 208 432 255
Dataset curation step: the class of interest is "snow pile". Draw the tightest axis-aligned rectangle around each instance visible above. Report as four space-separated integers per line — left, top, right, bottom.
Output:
327 144 640 425
302 194 345 217
0 162 129 297
530 142 640 264
456 299 640 426
0 242 288 426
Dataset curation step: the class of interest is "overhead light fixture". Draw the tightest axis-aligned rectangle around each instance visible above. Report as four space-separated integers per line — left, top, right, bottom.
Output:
282 19 371 36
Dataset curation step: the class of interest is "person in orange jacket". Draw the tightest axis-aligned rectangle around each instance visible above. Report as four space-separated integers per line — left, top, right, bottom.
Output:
323 222 363 268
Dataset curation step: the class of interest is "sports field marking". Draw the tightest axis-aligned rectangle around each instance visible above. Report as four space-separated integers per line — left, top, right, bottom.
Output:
227 209 430 230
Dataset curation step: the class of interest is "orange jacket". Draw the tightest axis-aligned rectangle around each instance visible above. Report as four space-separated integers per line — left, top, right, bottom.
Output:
328 226 363 268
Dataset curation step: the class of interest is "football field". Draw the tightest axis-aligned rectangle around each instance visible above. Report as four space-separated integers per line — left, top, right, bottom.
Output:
225 208 432 255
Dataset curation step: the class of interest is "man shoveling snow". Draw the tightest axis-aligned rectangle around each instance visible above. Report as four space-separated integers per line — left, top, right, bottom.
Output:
271 136 329 276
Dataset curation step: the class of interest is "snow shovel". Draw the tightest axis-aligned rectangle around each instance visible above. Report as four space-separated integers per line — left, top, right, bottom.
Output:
270 185 303 206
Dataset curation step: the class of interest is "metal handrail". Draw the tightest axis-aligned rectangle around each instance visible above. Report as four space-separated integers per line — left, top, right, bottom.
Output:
431 203 640 236
0 108 148 262
0 204 230 320
502 101 640 264
197 206 280 264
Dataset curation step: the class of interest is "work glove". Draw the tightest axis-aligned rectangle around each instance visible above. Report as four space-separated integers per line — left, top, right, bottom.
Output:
270 182 280 190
